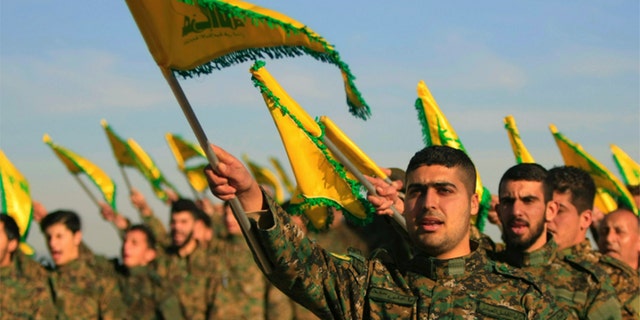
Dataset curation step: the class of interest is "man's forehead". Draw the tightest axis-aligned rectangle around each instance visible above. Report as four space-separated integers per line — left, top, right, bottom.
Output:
499 179 544 195
407 164 463 182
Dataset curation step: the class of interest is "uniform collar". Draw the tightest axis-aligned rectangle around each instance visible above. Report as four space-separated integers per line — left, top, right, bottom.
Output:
503 234 557 267
407 241 486 280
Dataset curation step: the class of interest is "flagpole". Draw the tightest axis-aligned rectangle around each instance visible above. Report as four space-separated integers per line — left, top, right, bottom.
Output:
160 67 273 274
321 137 407 231
73 175 122 233
119 165 133 193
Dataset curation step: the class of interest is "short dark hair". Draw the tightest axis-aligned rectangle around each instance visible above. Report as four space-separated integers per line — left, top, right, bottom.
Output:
406 146 477 195
193 209 212 228
40 210 81 233
498 163 551 202
171 198 200 218
627 184 640 196
0 214 20 241
126 224 156 249
546 166 595 213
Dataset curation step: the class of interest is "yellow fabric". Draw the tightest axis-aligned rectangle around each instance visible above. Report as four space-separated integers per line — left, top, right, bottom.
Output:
165 133 205 170
0 149 33 241
242 155 285 203
416 80 488 223
184 164 209 193
101 119 137 166
503 115 535 164
320 116 388 180
269 157 295 195
594 188 618 215
549 125 638 215
127 138 173 200
610 144 640 186
251 64 368 226
124 0 366 113
42 134 117 208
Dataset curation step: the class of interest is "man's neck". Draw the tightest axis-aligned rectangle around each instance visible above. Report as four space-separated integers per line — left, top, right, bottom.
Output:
178 239 197 257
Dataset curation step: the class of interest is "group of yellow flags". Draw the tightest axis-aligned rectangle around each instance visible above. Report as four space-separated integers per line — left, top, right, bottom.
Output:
1 0 639 254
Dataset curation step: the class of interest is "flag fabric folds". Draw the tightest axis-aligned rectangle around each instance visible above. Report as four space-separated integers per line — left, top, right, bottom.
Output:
0 150 35 255
610 144 640 187
319 116 389 180
124 0 369 119
503 115 535 164
127 138 179 201
250 60 373 231
269 157 295 195
549 125 638 215
165 133 209 193
242 155 285 204
101 119 137 166
414 80 491 231
43 134 117 210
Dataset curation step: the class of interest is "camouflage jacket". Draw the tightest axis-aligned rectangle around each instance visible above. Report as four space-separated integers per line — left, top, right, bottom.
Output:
14 250 49 281
558 240 639 320
249 195 569 319
0 257 56 319
160 244 218 320
210 234 297 320
47 257 126 319
496 237 621 319
115 264 184 320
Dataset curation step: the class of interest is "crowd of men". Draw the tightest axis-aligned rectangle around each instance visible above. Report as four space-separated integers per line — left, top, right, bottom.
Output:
1 144 639 319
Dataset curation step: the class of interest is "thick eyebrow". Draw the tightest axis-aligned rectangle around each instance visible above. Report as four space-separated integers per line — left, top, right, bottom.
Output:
406 181 457 191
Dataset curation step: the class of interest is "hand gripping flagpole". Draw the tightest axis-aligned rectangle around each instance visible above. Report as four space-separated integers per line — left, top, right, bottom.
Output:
160 67 273 274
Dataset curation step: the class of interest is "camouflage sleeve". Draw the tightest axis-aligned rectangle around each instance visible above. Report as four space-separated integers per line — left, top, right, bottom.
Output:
142 214 169 244
580 262 623 320
99 274 127 320
32 280 58 320
251 194 368 319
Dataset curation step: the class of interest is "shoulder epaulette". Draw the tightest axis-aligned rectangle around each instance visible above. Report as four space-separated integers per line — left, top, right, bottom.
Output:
562 254 607 282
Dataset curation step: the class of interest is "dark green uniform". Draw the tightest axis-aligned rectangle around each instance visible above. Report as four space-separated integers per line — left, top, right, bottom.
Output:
559 239 639 320
248 195 569 319
0 255 56 319
114 263 183 320
495 237 622 319
47 257 125 319
161 244 218 319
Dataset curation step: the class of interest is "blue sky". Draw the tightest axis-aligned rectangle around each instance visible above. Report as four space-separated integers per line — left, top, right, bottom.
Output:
1 1 638 259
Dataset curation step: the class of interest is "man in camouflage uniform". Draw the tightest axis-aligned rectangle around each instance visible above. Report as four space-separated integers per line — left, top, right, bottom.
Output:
0 214 56 319
495 163 621 319
598 207 640 318
114 224 183 320
161 199 218 319
40 210 125 319
205 144 568 319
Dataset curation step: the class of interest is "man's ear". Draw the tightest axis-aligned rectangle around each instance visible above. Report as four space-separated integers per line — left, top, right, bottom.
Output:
73 230 83 246
7 239 18 255
143 249 156 264
579 209 593 231
545 201 559 222
470 193 479 216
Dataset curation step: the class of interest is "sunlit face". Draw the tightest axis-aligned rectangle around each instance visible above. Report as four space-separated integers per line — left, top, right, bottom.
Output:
170 211 195 248
403 165 478 259
598 209 640 269
122 230 155 268
547 191 590 251
224 205 242 236
44 223 81 266
0 222 18 267
497 180 555 252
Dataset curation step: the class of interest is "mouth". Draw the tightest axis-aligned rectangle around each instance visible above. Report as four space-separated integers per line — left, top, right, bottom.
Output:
418 216 444 232
51 250 62 261
509 219 529 235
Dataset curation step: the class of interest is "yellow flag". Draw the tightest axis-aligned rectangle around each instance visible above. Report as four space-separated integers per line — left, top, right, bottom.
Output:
125 0 369 119
610 144 640 186
0 150 34 254
268 157 295 195
127 138 179 201
165 133 208 192
250 60 373 230
243 155 285 203
414 80 491 231
101 119 137 166
319 116 389 180
549 125 638 215
503 115 535 164
43 134 117 209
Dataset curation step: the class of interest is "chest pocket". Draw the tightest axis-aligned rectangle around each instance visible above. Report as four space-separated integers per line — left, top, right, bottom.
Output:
367 286 417 319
